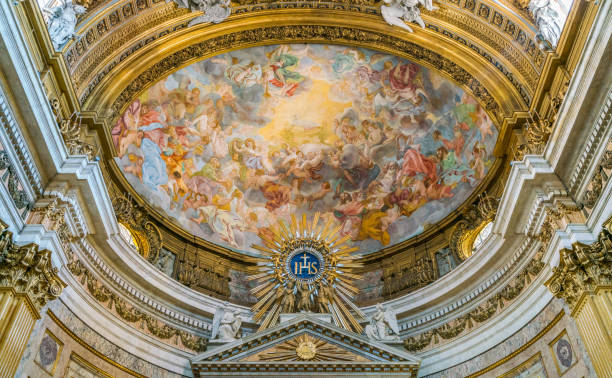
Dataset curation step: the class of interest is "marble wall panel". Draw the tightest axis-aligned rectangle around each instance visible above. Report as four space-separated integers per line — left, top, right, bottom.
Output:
424 298 596 377
15 299 186 378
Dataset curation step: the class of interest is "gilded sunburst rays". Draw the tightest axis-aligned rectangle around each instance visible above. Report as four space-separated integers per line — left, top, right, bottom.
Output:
258 334 355 362
249 213 364 333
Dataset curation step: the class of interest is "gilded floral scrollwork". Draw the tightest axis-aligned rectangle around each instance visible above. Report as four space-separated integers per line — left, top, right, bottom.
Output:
0 219 65 310
111 192 162 261
49 99 97 161
546 217 612 310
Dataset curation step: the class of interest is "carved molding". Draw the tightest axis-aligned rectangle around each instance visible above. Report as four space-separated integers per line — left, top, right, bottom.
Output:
49 99 98 161
111 191 162 261
546 216 612 312
449 194 499 261
66 256 208 352
0 219 65 311
404 250 544 352
105 24 500 120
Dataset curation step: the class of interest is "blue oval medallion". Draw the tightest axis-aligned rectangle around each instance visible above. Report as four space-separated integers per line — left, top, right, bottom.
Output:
288 250 322 280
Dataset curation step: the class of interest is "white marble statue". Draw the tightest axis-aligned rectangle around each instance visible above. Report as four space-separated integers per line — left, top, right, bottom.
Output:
44 0 86 51
167 0 231 26
380 0 437 33
365 303 400 341
528 0 564 47
211 304 242 342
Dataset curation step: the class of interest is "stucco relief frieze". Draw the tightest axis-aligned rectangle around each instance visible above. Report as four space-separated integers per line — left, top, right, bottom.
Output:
404 252 545 352
568 89 612 198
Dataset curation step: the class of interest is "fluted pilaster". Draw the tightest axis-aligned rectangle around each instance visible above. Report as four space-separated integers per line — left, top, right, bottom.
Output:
546 216 612 377
0 220 64 377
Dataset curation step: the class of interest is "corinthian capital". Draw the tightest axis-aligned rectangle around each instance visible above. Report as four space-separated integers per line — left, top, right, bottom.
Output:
0 220 65 311
546 217 612 310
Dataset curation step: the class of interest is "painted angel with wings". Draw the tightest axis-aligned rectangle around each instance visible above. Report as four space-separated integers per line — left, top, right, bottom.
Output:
365 303 400 341
211 304 242 342
381 0 437 33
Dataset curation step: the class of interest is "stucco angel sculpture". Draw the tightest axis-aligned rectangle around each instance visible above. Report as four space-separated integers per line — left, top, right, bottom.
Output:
44 0 86 50
381 0 437 33
168 0 231 26
529 0 564 48
212 304 242 342
365 303 400 341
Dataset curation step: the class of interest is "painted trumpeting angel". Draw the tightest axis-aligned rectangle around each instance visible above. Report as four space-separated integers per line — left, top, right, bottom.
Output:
381 0 437 33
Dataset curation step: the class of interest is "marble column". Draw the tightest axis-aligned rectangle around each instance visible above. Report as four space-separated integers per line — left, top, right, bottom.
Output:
546 216 612 377
0 220 64 377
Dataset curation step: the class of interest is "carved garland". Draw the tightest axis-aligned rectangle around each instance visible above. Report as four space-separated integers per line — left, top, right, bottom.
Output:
405 199 582 352
404 252 544 352
66 257 208 352
108 24 500 121
546 216 612 312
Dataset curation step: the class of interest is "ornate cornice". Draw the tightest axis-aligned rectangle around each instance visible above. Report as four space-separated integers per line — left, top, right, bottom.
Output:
404 250 544 352
0 89 42 198
65 256 208 352
0 219 65 312
546 216 612 313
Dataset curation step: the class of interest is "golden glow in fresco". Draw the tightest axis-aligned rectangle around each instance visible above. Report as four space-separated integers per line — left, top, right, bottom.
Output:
112 44 498 256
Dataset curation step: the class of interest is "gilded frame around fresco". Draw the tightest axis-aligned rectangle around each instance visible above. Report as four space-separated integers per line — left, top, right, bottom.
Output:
91 22 513 262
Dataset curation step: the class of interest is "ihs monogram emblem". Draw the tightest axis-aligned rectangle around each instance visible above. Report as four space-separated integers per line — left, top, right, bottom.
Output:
249 213 365 333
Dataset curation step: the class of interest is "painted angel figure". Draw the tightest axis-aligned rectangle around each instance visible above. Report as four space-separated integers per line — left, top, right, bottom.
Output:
381 0 437 33
211 305 242 342
365 303 400 341
44 0 86 50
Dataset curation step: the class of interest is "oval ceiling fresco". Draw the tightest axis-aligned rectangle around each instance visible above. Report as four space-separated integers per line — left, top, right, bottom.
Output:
112 44 498 256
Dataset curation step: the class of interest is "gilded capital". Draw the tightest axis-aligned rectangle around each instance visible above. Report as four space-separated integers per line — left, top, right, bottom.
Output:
546 217 612 310
0 220 65 311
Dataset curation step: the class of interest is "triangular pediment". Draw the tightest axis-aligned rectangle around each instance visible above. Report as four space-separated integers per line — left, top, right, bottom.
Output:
191 314 420 377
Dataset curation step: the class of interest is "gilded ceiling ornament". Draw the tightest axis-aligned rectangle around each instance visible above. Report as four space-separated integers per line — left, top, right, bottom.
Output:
0 220 65 311
168 0 231 25
546 217 612 311
249 213 365 333
381 0 437 33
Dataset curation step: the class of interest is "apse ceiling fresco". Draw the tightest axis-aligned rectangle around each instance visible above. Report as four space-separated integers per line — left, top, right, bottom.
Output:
112 44 498 256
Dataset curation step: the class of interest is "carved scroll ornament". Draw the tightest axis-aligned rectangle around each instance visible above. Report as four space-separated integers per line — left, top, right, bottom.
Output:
0 220 65 311
546 216 612 310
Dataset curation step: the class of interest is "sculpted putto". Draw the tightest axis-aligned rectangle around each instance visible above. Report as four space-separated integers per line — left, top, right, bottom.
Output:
365 303 400 341
381 0 437 33
44 0 86 50
212 304 242 342
168 0 231 26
